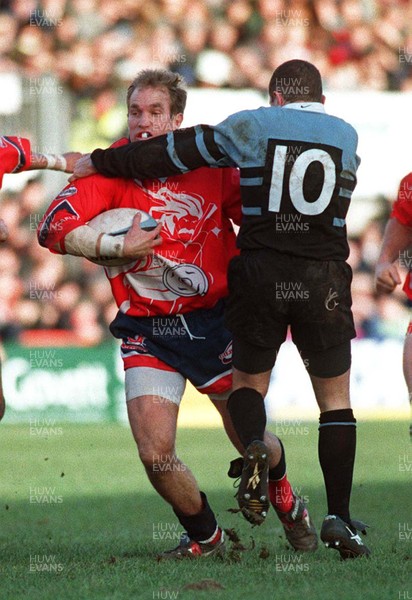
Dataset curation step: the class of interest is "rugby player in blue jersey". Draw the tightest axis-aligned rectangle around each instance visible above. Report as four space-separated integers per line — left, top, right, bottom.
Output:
71 59 370 559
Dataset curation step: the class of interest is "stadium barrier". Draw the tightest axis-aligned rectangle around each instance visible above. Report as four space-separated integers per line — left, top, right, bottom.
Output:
2 339 409 425
3 342 124 424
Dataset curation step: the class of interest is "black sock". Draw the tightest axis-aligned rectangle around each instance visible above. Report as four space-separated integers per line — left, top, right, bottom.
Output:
227 387 266 448
173 492 217 542
268 439 286 481
318 409 356 524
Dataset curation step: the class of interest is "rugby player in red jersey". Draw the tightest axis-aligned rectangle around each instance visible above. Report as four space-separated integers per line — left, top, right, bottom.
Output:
39 70 317 558
0 136 80 421
375 172 412 436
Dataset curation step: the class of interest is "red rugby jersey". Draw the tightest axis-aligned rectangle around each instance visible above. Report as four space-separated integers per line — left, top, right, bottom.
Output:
390 172 412 300
0 136 31 188
39 149 241 316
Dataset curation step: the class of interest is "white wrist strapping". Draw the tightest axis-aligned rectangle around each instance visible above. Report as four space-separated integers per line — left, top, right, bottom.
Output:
58 155 67 171
64 226 124 258
43 154 67 171
99 233 124 257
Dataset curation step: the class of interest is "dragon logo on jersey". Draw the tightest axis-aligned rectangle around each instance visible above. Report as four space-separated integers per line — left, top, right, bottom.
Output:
106 184 221 310
146 184 218 243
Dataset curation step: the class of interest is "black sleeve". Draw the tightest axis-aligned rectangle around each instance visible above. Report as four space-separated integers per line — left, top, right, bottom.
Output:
90 135 182 179
90 126 228 180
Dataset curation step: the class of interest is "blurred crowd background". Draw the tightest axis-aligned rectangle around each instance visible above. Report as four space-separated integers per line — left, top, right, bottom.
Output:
2 0 412 94
0 0 411 345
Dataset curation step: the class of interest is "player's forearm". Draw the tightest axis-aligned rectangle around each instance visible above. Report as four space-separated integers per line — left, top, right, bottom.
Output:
64 226 124 259
91 138 183 180
90 124 229 180
29 153 67 172
87 125 230 181
376 218 412 265
63 218 162 260
29 152 82 173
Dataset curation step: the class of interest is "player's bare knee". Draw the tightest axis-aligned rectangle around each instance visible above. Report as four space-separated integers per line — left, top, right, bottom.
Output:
232 367 272 398
137 439 176 471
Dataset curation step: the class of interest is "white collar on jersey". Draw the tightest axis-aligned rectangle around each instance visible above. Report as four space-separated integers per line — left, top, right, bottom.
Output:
283 102 325 113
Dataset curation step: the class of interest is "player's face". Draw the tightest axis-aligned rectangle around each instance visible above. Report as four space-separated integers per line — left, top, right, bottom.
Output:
128 86 183 142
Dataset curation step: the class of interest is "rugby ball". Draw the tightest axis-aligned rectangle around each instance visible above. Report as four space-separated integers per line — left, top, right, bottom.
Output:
88 208 158 266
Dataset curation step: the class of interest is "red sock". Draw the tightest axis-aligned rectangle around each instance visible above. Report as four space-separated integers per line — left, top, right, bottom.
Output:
199 525 221 545
269 474 294 513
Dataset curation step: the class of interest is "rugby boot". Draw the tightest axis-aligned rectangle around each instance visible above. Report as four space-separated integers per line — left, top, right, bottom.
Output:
321 515 371 559
275 495 318 551
158 528 225 560
236 440 269 526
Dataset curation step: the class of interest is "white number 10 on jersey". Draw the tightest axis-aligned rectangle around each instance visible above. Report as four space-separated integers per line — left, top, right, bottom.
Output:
269 144 337 216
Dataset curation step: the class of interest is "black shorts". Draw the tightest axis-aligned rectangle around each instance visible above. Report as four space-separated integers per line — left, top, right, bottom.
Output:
225 249 355 373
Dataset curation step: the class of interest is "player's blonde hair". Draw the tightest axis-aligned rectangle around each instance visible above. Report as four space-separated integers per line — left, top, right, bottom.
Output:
126 69 187 116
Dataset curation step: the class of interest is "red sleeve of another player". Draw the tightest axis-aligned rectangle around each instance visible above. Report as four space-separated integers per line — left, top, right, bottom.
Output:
391 173 412 228
38 175 121 253
0 136 31 188
221 168 242 226
110 137 129 148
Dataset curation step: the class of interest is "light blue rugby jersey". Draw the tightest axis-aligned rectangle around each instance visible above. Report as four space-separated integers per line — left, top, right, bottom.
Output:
165 104 360 261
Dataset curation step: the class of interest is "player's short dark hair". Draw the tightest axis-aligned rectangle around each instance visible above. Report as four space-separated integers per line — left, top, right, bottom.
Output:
127 69 187 116
268 59 323 103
